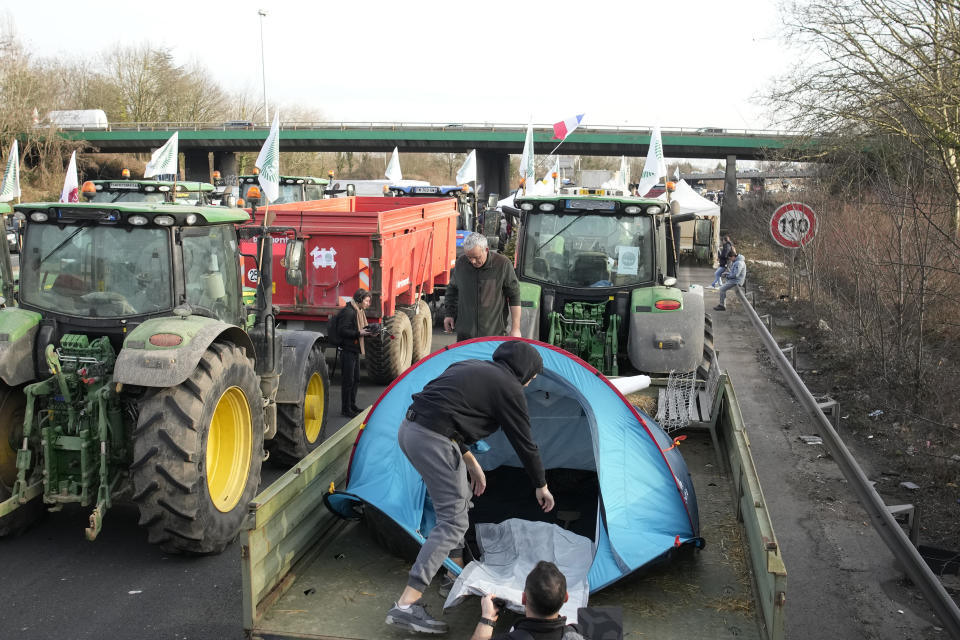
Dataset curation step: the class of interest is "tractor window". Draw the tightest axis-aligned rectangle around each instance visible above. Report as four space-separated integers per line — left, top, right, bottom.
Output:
272 183 304 204
181 226 241 324
21 224 173 317
304 184 324 201
521 213 654 288
87 191 167 204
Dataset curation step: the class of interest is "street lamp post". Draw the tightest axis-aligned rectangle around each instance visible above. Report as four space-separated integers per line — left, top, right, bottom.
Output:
258 9 268 124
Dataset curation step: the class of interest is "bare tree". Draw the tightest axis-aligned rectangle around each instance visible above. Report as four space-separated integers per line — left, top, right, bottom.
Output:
772 0 960 238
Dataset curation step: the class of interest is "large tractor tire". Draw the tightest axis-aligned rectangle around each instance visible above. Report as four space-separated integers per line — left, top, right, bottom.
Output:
269 345 330 466
366 312 413 384
0 385 44 537
131 342 264 555
404 299 433 364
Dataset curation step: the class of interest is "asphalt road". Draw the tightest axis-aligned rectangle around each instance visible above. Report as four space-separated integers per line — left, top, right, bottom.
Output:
0 328 456 640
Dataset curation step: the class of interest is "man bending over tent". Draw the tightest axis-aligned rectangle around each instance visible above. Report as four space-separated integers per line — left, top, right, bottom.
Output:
385 340 556 635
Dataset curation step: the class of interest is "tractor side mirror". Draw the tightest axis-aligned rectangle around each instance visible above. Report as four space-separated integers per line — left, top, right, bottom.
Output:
284 239 306 287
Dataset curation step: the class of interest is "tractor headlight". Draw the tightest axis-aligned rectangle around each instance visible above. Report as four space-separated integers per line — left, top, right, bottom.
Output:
153 215 175 226
520 203 534 211
539 203 555 211
185 214 197 225
624 206 641 214
158 186 170 192
128 215 148 226
30 212 48 222
646 205 663 215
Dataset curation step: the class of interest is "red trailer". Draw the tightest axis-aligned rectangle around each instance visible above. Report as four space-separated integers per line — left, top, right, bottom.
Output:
240 196 458 383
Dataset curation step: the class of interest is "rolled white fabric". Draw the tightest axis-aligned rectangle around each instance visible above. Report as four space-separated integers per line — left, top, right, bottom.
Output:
609 374 652 394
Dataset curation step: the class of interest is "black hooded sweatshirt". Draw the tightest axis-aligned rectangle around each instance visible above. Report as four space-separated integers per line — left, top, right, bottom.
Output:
406 341 546 488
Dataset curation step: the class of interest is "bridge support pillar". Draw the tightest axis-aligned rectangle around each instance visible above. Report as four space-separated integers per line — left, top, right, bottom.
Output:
476 150 510 203
213 151 238 186
183 150 211 182
721 154 738 220
719 155 738 264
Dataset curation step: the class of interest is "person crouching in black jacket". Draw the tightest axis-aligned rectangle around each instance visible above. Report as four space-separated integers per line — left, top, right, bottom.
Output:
337 289 373 417
472 561 586 640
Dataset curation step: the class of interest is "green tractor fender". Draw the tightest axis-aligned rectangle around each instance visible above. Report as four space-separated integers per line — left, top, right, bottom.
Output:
0 308 42 386
275 329 326 404
113 316 257 389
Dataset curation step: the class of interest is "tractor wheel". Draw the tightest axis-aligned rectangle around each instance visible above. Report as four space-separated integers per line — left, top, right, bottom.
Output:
405 299 433 364
0 385 44 537
131 342 264 555
366 312 413 384
269 344 330 466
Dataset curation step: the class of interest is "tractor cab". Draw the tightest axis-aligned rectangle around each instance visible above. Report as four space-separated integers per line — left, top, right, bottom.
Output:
514 193 708 377
15 203 252 338
80 179 216 206
237 174 329 204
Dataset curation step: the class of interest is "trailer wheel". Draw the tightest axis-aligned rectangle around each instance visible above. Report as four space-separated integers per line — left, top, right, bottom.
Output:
0 385 44 537
131 342 264 554
405 299 433 364
366 312 413 384
270 345 330 466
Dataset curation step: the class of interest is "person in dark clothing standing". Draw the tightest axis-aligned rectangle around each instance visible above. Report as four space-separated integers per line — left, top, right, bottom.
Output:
470 561 585 640
336 289 374 418
444 232 522 341
385 340 555 635
710 235 733 288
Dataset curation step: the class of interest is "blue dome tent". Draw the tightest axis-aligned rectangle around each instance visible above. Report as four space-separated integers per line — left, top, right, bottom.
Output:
326 338 701 593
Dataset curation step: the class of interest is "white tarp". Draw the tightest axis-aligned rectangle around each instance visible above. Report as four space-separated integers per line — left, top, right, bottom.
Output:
443 519 592 623
657 179 720 217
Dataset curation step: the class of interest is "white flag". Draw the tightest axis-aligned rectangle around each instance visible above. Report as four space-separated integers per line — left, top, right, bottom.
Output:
144 132 179 178
519 123 535 194
0 140 21 202
456 149 477 185
385 147 403 183
673 165 681 180
256 111 281 203
60 151 79 203
635 125 667 198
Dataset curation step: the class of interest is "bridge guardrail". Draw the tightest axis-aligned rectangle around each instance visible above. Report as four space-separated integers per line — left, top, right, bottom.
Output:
51 121 809 137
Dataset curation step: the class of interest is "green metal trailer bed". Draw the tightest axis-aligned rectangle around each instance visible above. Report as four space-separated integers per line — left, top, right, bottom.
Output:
240 373 786 639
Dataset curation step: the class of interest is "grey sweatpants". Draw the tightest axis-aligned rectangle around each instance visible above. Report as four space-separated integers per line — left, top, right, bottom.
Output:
398 419 471 592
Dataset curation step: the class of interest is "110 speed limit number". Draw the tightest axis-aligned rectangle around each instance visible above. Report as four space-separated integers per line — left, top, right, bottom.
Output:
770 202 817 249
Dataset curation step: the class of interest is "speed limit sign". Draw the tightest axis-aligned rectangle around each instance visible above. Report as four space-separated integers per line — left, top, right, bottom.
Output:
770 202 817 248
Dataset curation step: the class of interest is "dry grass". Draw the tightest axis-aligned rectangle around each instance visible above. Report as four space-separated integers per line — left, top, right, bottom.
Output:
626 393 657 416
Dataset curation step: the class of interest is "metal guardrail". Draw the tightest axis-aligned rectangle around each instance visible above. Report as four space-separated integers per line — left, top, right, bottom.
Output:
51 121 810 137
735 287 960 638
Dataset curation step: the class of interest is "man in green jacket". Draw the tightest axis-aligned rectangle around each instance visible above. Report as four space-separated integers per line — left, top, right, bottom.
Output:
444 233 522 341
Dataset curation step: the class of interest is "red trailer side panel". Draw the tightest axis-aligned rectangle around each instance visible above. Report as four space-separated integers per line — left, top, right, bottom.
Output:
240 197 456 321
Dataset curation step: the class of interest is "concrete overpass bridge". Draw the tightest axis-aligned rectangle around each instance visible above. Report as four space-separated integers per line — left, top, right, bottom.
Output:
60 121 813 199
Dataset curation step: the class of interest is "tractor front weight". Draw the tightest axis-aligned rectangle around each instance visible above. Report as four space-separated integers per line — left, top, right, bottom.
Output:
12 335 125 540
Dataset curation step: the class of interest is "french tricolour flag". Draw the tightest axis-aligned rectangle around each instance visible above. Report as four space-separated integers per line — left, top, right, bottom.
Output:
552 113 584 140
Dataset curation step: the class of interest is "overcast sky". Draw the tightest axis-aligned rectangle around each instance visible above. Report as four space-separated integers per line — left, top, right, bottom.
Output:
7 0 793 132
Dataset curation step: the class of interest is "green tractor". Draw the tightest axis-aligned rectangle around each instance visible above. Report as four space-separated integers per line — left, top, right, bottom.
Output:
80 178 217 205
236 174 330 204
513 190 713 377
0 201 330 553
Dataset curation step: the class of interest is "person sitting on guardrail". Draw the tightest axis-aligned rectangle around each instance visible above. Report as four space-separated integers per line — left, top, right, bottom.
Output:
714 251 746 311
710 235 733 288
